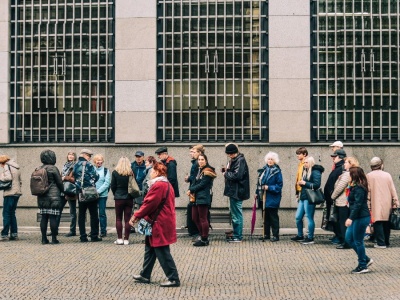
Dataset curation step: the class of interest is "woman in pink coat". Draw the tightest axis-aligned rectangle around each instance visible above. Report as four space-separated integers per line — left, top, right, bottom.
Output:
367 157 399 248
129 162 180 287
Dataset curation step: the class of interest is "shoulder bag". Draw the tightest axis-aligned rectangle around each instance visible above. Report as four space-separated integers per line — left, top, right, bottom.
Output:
79 162 99 203
63 169 78 196
0 164 13 191
137 183 170 236
390 208 400 230
128 174 141 198
305 186 325 205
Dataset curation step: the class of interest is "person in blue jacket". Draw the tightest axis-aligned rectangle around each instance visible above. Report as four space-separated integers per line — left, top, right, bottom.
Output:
256 152 283 242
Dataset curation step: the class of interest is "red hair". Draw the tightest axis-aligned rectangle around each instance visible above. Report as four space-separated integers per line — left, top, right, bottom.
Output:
153 162 167 177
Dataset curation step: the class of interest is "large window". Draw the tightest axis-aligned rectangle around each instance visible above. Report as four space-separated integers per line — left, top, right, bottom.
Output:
10 0 115 143
311 0 400 142
157 0 268 142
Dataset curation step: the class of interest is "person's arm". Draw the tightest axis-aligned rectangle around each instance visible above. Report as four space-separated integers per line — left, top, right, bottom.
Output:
110 171 117 194
389 176 399 208
189 175 213 193
97 169 111 194
0 164 12 182
52 166 64 192
331 172 349 200
304 170 322 190
167 161 178 187
266 172 283 194
133 182 166 220
348 187 365 220
224 159 246 182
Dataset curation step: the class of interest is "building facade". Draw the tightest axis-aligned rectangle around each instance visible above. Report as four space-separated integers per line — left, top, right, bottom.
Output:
0 0 399 228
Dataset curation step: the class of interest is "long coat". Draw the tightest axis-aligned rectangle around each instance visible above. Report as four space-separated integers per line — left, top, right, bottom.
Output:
134 179 177 247
257 164 283 208
367 170 399 222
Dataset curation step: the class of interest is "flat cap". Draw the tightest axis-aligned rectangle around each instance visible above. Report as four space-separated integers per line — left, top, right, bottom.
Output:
80 149 93 156
155 147 168 154
331 149 346 159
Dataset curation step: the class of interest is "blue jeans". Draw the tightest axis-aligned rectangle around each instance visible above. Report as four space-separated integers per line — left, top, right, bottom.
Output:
68 199 77 234
295 199 316 239
229 198 243 240
98 197 108 234
345 216 370 268
1 195 20 237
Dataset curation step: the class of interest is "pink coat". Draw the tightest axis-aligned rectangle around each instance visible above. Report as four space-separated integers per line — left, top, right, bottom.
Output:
134 180 177 247
367 170 399 222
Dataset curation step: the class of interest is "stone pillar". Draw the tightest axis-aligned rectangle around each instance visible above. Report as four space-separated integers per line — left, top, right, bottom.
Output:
0 0 10 143
269 0 310 143
115 0 157 143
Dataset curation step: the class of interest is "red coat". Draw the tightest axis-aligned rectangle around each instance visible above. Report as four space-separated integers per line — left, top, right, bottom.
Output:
134 180 177 247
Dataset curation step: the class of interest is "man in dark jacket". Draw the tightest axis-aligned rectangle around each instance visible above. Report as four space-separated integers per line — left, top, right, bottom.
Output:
131 150 147 206
155 147 180 197
223 143 250 243
74 149 101 242
323 149 346 244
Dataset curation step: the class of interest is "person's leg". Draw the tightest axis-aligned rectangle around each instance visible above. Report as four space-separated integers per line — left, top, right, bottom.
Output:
68 199 77 234
383 221 391 246
373 221 385 246
191 205 202 237
9 195 20 238
264 208 271 238
141 244 157 280
229 198 243 240
123 199 133 240
40 214 49 243
295 200 305 237
98 196 107 235
114 200 124 239
187 202 199 236
304 200 316 239
88 201 100 238
49 214 59 243
1 196 12 237
56 198 67 228
270 208 280 238
154 245 180 283
78 202 88 240
197 205 209 239
352 216 370 268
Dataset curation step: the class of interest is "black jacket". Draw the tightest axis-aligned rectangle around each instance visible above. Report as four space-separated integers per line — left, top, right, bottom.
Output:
324 160 345 205
348 185 370 220
110 171 132 200
187 159 198 187
37 150 64 210
161 156 180 197
189 165 217 206
299 165 325 201
224 153 250 201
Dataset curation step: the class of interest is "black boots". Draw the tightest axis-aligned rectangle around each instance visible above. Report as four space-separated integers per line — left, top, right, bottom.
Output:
193 237 209 247
51 235 60 244
41 236 49 244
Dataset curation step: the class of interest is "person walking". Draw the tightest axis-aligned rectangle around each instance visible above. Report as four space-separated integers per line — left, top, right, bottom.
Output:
223 143 250 243
62 151 78 237
130 162 180 287
0 155 22 241
187 153 216 246
36 150 64 244
93 154 111 237
155 147 180 197
367 157 399 248
110 156 134 245
74 149 101 242
291 156 324 245
345 167 373 274
256 152 283 242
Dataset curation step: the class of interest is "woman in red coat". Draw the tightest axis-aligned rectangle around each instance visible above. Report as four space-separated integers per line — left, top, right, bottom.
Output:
129 162 180 287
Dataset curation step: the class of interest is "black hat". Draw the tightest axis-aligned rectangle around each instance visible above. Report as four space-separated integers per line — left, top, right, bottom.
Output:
331 149 346 159
155 147 168 154
225 143 239 154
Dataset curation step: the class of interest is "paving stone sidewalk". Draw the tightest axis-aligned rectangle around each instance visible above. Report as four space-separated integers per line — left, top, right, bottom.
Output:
1 228 400 300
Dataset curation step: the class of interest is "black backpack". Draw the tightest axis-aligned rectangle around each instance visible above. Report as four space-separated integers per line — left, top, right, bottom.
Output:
30 167 50 196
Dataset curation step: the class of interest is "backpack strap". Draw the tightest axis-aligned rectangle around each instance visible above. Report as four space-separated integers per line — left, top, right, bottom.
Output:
104 167 108 175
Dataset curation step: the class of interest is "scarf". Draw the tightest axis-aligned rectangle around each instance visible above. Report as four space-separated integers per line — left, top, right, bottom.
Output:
62 161 75 177
147 176 169 188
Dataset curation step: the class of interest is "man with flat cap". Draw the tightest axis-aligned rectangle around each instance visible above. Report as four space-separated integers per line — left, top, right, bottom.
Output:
155 147 180 197
74 149 101 242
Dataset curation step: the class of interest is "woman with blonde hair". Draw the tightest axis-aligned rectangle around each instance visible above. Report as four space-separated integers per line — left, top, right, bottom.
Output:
110 157 134 245
291 156 325 244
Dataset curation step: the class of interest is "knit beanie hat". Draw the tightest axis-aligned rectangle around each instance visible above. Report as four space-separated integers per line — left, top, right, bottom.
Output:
225 143 239 154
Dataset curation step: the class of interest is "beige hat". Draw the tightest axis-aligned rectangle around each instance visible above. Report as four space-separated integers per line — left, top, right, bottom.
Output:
330 141 344 148
80 149 93 156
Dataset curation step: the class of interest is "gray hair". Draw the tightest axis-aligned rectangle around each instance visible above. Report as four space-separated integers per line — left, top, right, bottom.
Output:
264 151 279 164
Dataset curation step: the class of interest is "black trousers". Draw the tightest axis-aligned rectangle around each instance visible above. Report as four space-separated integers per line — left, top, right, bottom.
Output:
264 208 279 238
140 243 180 282
335 206 350 244
374 221 391 246
78 200 99 238
40 214 58 237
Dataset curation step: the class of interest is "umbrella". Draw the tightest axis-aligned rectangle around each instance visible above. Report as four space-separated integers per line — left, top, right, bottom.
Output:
251 194 257 236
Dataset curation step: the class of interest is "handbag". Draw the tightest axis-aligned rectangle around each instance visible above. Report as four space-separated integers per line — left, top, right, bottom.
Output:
321 206 334 231
128 175 141 198
329 204 338 223
0 164 13 191
137 184 170 236
305 188 325 205
78 162 99 203
390 208 400 230
63 181 77 196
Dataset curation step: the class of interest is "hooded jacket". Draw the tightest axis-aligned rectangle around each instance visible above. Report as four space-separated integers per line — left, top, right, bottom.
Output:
299 164 325 201
189 164 217 206
0 159 22 197
224 153 250 201
37 150 64 210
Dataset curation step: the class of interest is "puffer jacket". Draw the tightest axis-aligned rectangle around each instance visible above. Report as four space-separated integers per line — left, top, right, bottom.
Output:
0 159 22 197
110 170 132 200
189 164 217 206
331 170 350 207
73 157 99 190
37 150 64 210
257 164 283 208
299 165 325 201
224 153 250 201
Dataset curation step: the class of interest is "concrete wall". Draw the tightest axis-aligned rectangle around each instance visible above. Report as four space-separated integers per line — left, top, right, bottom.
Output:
2 145 400 228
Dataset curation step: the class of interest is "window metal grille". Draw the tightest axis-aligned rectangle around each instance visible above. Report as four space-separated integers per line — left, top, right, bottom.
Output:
10 0 115 143
157 0 268 142
311 0 400 142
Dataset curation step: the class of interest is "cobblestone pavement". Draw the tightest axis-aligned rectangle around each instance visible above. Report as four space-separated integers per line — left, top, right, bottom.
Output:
1 228 400 300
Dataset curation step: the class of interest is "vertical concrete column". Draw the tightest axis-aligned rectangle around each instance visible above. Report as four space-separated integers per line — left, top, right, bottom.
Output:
115 0 157 143
269 0 310 143
0 1 10 143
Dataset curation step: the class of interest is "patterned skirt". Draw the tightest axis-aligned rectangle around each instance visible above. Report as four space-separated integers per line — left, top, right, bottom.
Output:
39 208 60 216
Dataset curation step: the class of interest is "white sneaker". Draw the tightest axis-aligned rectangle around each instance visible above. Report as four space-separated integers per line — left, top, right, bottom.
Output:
124 239 129 245
114 239 123 245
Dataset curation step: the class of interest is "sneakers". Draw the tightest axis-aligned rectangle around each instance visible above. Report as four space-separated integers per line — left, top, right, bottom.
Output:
0 236 8 241
374 244 387 249
133 274 150 283
114 239 123 245
351 266 370 274
91 236 102 242
9 236 18 241
331 237 340 244
301 237 315 245
291 235 304 242
123 239 129 245
193 239 209 247
227 237 242 243
367 258 374 267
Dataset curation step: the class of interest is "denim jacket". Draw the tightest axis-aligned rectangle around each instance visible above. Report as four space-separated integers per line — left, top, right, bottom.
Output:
73 157 99 191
